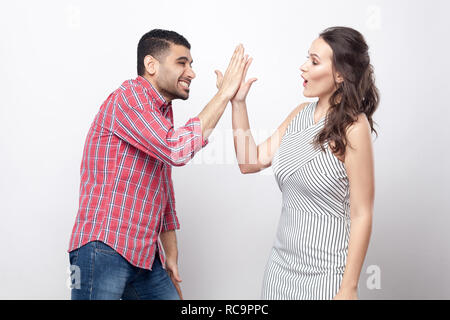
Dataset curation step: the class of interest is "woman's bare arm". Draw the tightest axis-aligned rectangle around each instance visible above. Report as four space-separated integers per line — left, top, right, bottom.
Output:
232 102 309 174
334 113 375 299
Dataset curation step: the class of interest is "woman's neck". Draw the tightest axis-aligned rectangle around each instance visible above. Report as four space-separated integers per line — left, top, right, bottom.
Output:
316 93 333 118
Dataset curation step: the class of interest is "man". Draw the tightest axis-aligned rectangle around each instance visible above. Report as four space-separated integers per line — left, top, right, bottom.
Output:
68 29 249 300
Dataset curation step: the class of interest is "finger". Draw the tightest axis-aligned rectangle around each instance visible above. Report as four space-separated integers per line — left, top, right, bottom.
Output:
168 271 183 299
237 44 245 64
177 285 184 300
238 49 248 72
246 77 258 87
231 45 240 63
231 44 244 71
242 57 253 81
172 277 183 300
239 55 249 85
214 70 223 89
215 70 223 88
215 70 223 80
172 267 182 282
227 44 241 70
170 277 183 300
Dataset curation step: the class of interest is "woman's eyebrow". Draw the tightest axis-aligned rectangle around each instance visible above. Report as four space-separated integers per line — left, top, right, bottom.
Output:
308 52 321 60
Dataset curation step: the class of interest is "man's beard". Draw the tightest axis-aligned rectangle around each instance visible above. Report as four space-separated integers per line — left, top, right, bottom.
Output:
158 78 189 101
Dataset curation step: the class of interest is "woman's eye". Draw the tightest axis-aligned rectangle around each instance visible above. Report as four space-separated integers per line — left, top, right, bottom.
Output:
306 56 317 65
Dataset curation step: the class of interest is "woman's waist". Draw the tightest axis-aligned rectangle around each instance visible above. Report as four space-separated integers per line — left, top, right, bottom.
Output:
281 204 350 221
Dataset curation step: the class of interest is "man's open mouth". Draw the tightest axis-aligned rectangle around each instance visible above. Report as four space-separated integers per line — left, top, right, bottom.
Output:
179 80 190 89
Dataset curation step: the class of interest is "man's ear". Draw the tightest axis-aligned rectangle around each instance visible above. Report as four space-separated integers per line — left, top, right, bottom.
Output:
144 55 159 76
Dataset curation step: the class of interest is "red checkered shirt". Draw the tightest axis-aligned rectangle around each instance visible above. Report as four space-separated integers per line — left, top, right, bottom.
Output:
68 76 208 270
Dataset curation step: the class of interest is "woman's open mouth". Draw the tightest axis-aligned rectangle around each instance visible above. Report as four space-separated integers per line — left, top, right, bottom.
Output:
302 75 308 88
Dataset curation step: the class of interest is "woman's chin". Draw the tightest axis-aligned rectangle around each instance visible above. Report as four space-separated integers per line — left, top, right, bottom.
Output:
302 90 314 98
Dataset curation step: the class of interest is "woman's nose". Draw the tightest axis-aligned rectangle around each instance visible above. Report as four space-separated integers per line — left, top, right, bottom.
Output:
300 62 308 72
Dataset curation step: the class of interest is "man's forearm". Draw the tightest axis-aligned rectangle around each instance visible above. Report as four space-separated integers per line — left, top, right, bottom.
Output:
197 91 229 140
160 230 178 261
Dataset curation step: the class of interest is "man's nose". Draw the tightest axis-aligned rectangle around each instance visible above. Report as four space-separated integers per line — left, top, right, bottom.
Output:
186 66 196 80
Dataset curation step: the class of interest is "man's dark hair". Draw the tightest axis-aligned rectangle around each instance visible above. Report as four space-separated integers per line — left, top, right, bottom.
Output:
137 29 191 76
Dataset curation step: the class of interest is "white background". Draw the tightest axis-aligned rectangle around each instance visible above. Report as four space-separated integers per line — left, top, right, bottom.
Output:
0 0 449 299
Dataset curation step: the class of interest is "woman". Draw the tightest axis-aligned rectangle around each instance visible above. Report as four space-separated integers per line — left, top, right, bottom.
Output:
216 27 379 299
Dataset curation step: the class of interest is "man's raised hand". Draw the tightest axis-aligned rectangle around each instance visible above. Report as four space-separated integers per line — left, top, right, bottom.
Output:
215 44 250 100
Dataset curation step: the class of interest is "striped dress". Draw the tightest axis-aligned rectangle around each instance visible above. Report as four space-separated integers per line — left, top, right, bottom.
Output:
261 101 351 300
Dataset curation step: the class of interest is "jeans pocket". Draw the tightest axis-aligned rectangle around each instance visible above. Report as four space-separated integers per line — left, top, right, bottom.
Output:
94 241 117 255
69 249 79 266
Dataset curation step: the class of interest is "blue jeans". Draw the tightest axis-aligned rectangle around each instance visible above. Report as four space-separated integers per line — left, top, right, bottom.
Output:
68 241 180 300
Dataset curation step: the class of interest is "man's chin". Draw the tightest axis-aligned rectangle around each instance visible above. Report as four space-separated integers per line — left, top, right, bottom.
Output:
176 90 189 100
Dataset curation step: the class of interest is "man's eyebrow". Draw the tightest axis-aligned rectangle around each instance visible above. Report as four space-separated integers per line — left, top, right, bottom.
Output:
176 56 193 64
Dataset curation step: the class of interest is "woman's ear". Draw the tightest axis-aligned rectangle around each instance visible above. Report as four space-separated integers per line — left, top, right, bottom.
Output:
335 72 344 84
144 55 159 76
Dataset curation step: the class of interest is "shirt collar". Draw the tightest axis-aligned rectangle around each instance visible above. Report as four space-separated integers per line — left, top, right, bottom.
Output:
136 75 172 112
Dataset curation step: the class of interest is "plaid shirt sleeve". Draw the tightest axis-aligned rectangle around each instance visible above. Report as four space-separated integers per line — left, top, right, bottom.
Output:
162 165 179 231
113 84 207 166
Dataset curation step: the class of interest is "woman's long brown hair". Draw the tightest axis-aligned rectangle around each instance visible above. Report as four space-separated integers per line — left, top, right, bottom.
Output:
313 26 380 157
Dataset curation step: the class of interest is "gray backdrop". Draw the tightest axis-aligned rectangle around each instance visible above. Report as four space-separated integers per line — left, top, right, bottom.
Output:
0 0 449 299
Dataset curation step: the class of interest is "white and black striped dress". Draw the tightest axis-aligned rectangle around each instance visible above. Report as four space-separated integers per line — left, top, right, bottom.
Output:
261 101 350 300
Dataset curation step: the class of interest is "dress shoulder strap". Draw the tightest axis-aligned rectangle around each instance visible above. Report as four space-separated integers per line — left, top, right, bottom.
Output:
285 102 316 135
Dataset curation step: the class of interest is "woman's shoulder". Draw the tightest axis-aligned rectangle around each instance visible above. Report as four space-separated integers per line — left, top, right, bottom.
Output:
285 102 310 123
277 102 311 134
344 113 372 154
346 113 370 137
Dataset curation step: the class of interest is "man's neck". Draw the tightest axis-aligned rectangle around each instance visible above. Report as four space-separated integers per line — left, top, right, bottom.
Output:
141 74 172 103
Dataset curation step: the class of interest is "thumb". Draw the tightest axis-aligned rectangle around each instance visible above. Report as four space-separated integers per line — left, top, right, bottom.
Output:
171 265 182 282
215 70 223 89
246 78 258 87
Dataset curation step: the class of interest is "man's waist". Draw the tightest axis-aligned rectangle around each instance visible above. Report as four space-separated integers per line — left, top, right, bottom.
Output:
75 206 164 233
